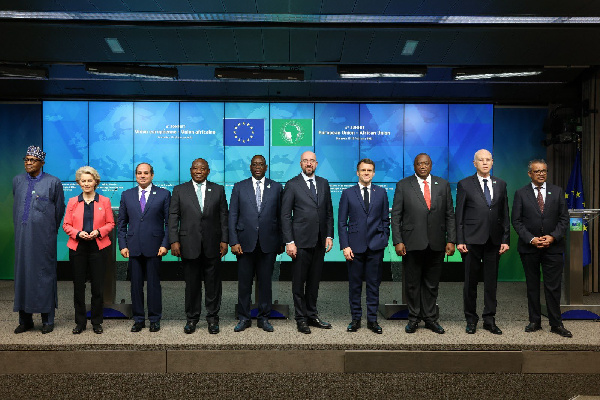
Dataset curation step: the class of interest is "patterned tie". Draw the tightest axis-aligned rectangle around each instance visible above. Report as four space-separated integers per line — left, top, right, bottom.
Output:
423 180 431 210
256 181 262 212
196 183 204 212
483 179 492 207
536 186 544 213
363 186 370 212
140 189 146 212
308 178 317 204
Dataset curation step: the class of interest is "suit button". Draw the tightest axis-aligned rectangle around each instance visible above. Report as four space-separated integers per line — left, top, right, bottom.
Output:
140 218 143 222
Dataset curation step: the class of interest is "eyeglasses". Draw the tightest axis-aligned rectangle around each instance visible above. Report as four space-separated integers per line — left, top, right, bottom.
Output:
531 170 547 175
23 157 41 163
301 159 317 164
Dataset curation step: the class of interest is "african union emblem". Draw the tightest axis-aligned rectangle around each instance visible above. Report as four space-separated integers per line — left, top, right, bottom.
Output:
271 119 313 146
224 119 265 146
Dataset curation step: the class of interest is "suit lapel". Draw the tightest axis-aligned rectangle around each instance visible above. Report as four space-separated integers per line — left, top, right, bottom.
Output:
353 184 367 213
186 181 202 214
473 174 488 205
409 176 428 209
298 175 317 204
525 185 542 214
243 178 260 213
261 179 272 212
142 186 156 216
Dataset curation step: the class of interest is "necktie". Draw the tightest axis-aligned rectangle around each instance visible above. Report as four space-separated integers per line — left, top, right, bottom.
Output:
256 181 262 212
140 190 147 212
308 178 317 204
423 180 431 210
196 183 204 212
363 186 370 212
483 179 492 207
536 186 544 213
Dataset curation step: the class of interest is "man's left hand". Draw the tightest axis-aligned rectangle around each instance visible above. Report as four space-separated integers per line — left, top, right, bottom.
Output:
220 242 228 258
445 242 456 256
325 237 333 253
499 244 509 254
157 247 168 257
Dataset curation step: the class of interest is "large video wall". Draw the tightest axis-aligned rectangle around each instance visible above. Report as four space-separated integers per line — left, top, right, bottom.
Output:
42 101 494 263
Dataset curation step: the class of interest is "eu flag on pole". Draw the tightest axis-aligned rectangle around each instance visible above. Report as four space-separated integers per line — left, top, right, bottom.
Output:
224 119 265 146
565 149 592 266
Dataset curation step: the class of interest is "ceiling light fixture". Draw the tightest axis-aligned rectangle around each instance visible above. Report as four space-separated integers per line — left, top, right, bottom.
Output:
104 38 124 54
0 64 48 79
453 67 543 80
85 64 178 80
401 40 419 56
338 65 427 78
214 67 304 81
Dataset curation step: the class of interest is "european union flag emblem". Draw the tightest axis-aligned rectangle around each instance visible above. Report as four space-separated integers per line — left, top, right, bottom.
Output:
224 119 264 146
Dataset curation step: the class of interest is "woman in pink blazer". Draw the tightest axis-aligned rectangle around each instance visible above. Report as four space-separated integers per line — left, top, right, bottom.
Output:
63 166 115 334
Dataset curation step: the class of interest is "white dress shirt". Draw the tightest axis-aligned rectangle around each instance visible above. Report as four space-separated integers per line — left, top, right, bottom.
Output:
138 183 153 201
192 180 206 209
477 174 494 201
415 174 431 197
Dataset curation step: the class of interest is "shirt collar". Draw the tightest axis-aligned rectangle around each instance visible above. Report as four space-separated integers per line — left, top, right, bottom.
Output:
139 183 153 193
78 193 99 202
531 182 546 190
477 174 492 184
415 174 431 184
192 180 205 189
252 176 265 185
27 171 44 181
359 183 371 190
301 171 317 182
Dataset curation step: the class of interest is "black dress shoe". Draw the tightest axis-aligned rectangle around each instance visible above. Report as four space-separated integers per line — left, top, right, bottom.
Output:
466 323 477 334
347 320 361 332
297 321 311 334
424 321 445 334
131 321 146 332
41 324 54 334
149 321 160 332
367 321 383 334
525 322 542 332
92 324 103 334
483 323 502 335
14 323 34 334
257 320 274 332
551 325 573 338
405 321 418 334
72 325 86 334
234 319 251 332
184 321 197 334
308 317 332 329
208 322 220 334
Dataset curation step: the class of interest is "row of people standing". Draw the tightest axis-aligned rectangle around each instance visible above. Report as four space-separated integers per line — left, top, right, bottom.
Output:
12 146 571 338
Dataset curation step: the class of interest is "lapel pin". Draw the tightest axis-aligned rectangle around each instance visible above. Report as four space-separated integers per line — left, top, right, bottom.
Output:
548 191 551 195
152 191 156 195
434 181 439 185
267 184 271 189
493 180 497 184
207 188 212 192
99 207 102 210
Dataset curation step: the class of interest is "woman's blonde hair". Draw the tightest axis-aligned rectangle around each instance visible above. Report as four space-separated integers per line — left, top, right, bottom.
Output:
75 166 101 189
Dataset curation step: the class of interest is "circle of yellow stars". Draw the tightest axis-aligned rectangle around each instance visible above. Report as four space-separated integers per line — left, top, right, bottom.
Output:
233 121 255 144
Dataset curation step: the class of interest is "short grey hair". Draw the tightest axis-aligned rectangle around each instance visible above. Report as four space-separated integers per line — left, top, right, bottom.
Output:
75 166 101 188
528 159 547 172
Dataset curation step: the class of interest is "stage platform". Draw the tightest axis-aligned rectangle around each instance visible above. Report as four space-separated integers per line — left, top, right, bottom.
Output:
1 280 600 399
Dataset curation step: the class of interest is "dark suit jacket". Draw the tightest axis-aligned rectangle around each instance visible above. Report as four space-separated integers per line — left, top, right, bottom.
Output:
229 177 283 253
281 174 334 248
455 174 510 246
117 185 171 257
512 183 568 254
391 175 456 252
168 180 228 259
338 184 390 253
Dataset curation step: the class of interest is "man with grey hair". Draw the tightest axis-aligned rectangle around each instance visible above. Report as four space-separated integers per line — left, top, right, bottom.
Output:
13 146 65 334
456 149 510 335
512 159 571 337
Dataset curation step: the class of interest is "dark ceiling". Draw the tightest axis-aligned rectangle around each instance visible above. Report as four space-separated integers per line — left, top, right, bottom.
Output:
1 1 599 104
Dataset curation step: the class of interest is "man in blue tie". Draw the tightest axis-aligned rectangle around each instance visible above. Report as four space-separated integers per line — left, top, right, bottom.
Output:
118 163 170 333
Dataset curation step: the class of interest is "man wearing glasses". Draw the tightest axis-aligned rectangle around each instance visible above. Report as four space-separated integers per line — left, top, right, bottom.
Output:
281 151 334 334
512 159 572 337
13 146 65 334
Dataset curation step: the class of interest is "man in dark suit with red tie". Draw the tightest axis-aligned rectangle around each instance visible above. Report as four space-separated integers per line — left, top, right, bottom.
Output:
512 159 572 338
169 158 228 335
392 153 456 335
229 155 283 333
118 163 170 333
281 151 334 334
456 149 510 335
338 159 390 334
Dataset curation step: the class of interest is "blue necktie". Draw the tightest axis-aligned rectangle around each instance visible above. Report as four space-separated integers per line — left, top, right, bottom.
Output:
256 181 262 212
483 179 492 207
308 178 317 204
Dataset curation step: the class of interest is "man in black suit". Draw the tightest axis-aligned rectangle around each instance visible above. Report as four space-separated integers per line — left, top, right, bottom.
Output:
169 158 228 334
229 155 283 333
392 153 456 335
512 159 572 338
456 149 510 335
282 151 334 334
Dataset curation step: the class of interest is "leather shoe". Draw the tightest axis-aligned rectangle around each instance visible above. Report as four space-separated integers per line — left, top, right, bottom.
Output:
184 321 197 334
41 324 54 334
208 322 220 334
483 323 502 335
149 321 160 332
525 322 542 332
131 321 146 332
347 320 361 332
297 321 311 334
92 324 103 334
14 323 34 334
424 321 445 334
405 321 418 334
367 321 383 334
466 323 477 334
234 319 251 332
308 317 332 329
551 325 573 338
257 320 274 332
72 325 86 334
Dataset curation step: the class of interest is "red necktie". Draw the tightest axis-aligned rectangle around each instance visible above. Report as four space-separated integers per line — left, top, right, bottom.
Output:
536 186 544 213
423 180 431 210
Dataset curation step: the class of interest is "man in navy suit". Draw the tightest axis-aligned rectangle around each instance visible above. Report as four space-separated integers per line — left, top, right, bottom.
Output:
456 149 510 335
512 159 572 338
282 151 334 334
118 163 170 333
338 159 390 334
391 153 456 335
229 155 283 333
